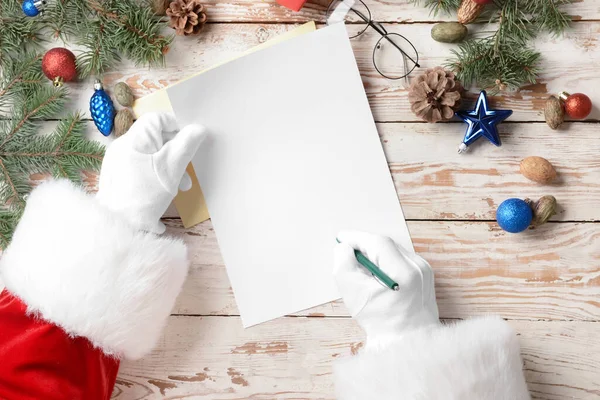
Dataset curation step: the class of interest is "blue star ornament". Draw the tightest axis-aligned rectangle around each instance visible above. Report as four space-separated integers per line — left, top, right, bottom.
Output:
455 90 513 154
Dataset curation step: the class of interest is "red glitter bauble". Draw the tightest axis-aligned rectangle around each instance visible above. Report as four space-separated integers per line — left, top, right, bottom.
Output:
42 48 77 87
472 0 492 4
563 93 592 120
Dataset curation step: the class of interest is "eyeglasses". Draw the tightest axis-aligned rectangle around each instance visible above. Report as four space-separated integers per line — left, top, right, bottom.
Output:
326 0 420 81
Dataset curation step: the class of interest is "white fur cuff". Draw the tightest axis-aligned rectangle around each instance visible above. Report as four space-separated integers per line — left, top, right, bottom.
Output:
334 317 531 400
0 180 189 360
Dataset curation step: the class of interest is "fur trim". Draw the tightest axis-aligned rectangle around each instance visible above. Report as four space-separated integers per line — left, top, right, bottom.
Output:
0 180 189 360
334 317 531 400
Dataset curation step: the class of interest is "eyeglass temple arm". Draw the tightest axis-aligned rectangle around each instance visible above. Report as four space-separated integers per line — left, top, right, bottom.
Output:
349 8 420 68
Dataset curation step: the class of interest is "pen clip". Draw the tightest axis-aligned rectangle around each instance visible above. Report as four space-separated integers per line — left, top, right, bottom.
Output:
371 272 390 290
371 272 399 291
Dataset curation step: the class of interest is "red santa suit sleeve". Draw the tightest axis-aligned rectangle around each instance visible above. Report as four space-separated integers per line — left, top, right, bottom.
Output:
0 180 189 400
333 317 531 400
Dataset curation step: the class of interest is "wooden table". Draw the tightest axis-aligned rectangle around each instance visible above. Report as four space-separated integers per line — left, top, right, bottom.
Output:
100 1 599 398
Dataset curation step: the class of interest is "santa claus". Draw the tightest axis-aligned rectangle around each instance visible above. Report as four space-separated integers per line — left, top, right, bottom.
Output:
0 113 530 399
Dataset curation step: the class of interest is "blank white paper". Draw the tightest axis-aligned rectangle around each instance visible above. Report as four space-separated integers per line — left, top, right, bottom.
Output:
167 23 412 327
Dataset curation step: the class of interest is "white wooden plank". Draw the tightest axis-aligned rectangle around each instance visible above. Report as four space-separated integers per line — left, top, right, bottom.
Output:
379 122 600 221
113 317 600 399
166 219 600 321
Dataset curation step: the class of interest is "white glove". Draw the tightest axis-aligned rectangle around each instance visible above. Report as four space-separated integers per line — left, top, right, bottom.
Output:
96 113 206 234
333 231 440 349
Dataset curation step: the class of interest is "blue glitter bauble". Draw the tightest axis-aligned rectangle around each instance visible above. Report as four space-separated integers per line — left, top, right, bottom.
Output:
90 81 115 136
22 0 42 16
496 198 532 233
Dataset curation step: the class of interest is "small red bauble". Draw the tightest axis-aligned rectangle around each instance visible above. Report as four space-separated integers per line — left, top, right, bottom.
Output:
472 0 493 4
42 47 77 87
560 92 592 120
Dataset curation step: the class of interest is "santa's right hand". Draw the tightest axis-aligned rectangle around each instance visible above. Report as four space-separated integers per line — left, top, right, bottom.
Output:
333 231 440 348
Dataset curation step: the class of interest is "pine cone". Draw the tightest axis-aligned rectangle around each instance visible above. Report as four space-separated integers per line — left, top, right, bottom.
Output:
166 0 207 36
408 67 463 123
457 0 485 24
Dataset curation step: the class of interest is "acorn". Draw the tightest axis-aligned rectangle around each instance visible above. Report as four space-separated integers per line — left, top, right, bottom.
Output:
114 82 135 107
114 108 134 137
520 156 557 184
544 95 564 130
525 195 557 226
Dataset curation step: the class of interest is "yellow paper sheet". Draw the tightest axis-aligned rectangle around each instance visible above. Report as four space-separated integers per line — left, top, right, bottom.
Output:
133 22 316 228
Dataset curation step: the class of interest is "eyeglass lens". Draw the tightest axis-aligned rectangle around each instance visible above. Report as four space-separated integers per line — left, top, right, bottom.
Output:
326 0 420 80
326 0 371 39
374 33 419 80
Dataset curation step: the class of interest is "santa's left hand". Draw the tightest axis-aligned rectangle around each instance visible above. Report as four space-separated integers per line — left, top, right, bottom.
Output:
96 112 206 234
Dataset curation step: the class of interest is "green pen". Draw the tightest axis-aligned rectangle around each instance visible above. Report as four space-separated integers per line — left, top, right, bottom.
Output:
336 238 399 291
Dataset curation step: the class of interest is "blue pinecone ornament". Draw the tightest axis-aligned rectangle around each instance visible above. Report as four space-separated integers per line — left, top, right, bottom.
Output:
22 0 46 16
90 80 115 136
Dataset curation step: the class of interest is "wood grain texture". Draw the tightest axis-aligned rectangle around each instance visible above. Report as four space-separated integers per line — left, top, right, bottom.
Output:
113 317 600 399
165 218 600 321
58 22 600 122
379 122 600 221
200 0 596 23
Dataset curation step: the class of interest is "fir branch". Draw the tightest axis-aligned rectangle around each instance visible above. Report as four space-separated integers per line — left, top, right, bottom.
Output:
0 0 43 62
75 0 172 77
44 0 82 39
0 208 21 249
526 0 571 36
494 0 535 48
1 85 67 149
2 114 104 182
0 110 105 249
1 0 172 78
110 0 171 63
0 158 26 208
439 0 573 91
447 38 540 93
0 53 44 113
55 114 79 151
0 51 105 249
76 20 121 78
0 55 43 97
